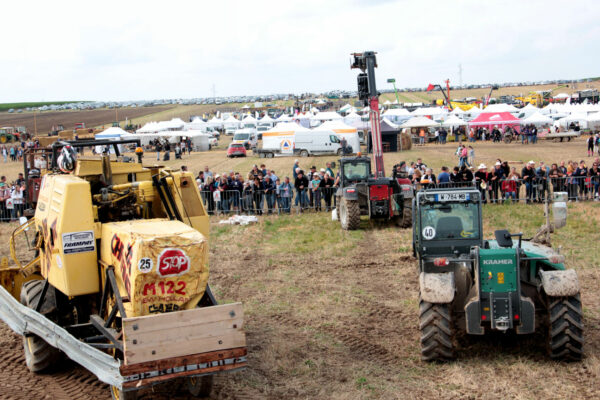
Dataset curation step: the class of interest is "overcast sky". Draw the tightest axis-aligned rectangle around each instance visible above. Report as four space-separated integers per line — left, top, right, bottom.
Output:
2 0 598 102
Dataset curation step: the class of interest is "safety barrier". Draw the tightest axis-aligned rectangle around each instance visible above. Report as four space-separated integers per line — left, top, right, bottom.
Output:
198 187 338 215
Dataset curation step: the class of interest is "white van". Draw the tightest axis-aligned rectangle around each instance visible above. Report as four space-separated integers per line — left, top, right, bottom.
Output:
232 128 258 149
294 130 342 157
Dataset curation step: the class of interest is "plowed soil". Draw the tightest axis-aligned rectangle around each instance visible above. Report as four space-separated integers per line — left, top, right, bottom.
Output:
0 211 599 399
0 107 170 134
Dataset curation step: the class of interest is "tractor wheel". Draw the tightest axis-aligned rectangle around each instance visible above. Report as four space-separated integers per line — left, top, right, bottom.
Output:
0 134 6 144
337 148 343 156
339 197 360 230
503 136 512 144
395 202 412 228
186 375 214 398
547 294 584 361
419 298 455 361
20 280 62 372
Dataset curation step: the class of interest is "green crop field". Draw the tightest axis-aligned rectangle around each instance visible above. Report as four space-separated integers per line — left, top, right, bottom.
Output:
0 101 82 112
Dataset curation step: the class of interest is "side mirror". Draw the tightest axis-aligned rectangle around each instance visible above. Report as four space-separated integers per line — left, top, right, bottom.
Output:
494 229 513 248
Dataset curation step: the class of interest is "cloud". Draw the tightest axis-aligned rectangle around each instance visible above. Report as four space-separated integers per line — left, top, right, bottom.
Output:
0 0 598 101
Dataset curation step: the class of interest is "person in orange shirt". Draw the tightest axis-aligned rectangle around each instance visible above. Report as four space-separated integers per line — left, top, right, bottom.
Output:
419 128 426 145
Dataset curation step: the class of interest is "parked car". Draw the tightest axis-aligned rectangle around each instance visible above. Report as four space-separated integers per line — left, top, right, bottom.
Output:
227 143 247 158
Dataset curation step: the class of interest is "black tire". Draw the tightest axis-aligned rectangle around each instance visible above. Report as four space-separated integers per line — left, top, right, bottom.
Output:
395 202 412 228
259 152 265 158
547 294 584 361
419 298 454 361
300 150 308 157
337 148 343 156
339 197 360 230
187 375 214 398
266 152 274 158
20 280 62 373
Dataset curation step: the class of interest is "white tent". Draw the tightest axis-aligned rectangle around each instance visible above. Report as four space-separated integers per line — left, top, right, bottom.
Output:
383 108 411 117
400 117 439 128
223 115 240 129
553 93 570 100
411 107 448 119
276 114 292 122
451 107 466 115
521 112 553 126
96 126 130 138
186 117 207 131
318 120 361 153
242 115 258 124
383 100 392 106
339 103 353 112
137 122 161 134
311 111 342 121
483 103 519 113
441 115 467 127
554 113 589 129
207 116 223 129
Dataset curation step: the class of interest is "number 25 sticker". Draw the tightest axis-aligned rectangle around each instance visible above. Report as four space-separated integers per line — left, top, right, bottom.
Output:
422 226 436 240
138 258 153 273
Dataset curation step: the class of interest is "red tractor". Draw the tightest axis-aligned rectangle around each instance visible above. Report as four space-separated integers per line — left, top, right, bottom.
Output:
335 52 413 230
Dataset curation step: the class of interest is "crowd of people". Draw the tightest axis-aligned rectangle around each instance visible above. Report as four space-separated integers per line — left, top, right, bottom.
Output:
403 154 600 204
195 161 338 215
0 173 26 221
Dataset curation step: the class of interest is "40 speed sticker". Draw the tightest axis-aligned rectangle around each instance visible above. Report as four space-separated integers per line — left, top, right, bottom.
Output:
62 230 95 254
422 226 436 240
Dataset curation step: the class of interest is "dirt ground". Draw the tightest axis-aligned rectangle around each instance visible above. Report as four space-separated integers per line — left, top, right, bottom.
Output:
0 106 170 134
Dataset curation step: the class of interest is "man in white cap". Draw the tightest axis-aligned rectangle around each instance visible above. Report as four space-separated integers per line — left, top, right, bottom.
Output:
491 161 505 203
521 161 536 203
474 164 491 203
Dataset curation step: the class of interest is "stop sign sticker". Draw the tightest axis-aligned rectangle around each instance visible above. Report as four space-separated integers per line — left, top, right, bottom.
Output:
157 248 190 277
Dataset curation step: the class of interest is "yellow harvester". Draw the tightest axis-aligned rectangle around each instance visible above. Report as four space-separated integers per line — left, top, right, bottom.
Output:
0 139 246 399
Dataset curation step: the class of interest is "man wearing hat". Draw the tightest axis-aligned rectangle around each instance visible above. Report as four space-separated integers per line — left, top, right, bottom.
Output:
522 161 536 203
474 164 491 204
491 161 505 203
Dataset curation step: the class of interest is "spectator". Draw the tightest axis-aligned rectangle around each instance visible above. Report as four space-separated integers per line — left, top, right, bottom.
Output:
438 166 450 186
294 170 309 211
474 164 491 204
311 173 322 211
319 173 335 211
522 161 536 203
279 177 292 213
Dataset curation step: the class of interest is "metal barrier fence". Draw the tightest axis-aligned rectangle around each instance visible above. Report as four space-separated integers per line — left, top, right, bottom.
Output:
198 176 600 216
0 201 26 222
198 187 338 215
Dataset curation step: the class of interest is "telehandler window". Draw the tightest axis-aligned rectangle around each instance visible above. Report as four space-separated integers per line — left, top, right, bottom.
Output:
343 162 369 181
420 202 480 240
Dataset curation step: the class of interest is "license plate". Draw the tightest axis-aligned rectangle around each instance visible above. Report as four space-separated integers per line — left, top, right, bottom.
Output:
435 193 469 202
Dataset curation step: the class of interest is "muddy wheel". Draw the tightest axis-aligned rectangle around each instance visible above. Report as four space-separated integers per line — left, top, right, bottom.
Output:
503 136 512 144
547 294 584 361
111 386 138 400
395 202 412 228
187 375 214 398
339 197 360 230
20 280 62 373
419 298 454 361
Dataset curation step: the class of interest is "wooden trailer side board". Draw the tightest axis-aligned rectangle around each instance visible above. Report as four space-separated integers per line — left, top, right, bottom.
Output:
122 302 245 365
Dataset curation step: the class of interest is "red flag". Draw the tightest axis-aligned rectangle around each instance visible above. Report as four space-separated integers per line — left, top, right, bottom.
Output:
426 83 435 92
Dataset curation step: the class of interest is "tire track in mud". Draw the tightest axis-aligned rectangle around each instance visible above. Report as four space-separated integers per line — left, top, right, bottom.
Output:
0 323 110 400
271 313 401 366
